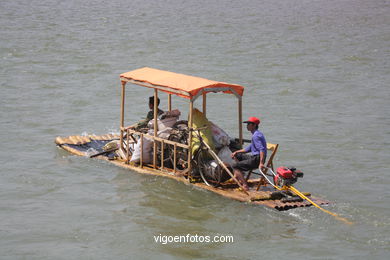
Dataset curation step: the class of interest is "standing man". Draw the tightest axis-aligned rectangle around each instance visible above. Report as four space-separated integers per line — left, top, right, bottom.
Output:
231 117 267 191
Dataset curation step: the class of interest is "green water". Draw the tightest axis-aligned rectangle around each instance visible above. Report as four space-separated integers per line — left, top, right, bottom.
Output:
1 0 389 259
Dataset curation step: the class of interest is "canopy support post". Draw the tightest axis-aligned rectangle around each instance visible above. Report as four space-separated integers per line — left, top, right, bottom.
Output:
238 97 243 148
153 89 158 168
168 94 172 112
120 81 126 153
187 100 194 177
202 92 206 116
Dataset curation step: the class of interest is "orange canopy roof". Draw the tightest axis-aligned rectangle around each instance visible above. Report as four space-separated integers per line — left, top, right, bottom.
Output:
120 67 244 99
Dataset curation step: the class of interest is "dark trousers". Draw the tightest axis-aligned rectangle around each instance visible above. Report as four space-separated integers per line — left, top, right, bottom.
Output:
232 153 260 172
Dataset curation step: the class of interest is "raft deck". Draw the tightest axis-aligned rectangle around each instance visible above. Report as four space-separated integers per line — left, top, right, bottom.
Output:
55 134 329 211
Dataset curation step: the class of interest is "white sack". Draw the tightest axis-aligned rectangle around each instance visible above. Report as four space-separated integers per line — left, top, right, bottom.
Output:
148 117 178 131
130 136 153 164
217 146 235 166
157 127 173 139
210 122 230 149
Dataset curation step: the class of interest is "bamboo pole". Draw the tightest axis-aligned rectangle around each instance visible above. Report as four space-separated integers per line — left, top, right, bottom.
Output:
120 81 126 128
168 94 172 112
126 129 189 149
126 129 130 163
140 133 143 168
202 92 206 116
173 143 177 173
153 89 158 168
161 140 164 170
288 186 353 225
187 100 194 176
202 140 249 196
238 97 243 148
120 81 126 152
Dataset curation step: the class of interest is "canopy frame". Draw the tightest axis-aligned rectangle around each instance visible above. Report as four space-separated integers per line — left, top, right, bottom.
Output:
119 68 244 177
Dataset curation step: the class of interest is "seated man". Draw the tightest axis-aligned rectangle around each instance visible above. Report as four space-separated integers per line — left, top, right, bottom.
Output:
231 117 267 191
132 96 164 130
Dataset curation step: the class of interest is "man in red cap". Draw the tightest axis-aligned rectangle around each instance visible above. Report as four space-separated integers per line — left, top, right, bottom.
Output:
231 117 267 191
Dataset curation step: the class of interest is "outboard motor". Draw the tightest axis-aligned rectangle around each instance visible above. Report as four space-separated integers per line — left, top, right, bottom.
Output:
198 160 231 187
274 167 304 187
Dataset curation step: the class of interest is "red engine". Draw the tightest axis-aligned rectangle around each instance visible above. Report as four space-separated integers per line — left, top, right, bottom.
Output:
274 167 304 187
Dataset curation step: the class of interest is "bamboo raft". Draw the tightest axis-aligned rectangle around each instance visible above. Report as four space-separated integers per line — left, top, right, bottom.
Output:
55 134 329 211
55 67 332 212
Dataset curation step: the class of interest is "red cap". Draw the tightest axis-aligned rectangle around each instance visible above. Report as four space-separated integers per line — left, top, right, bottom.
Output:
243 117 260 125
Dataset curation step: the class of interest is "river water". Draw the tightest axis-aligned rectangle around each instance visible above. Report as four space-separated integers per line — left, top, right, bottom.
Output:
1 0 389 259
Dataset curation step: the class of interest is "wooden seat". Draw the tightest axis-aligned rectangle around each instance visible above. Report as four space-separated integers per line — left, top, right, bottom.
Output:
243 143 279 190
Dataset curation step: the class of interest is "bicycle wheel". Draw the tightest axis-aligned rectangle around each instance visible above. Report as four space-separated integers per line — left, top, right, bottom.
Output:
165 132 188 170
172 120 189 133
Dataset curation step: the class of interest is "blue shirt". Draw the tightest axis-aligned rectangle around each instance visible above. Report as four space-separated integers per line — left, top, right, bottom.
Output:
244 129 267 157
